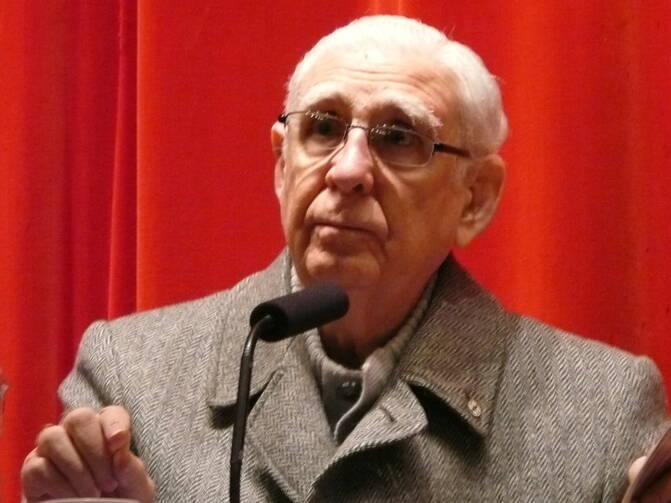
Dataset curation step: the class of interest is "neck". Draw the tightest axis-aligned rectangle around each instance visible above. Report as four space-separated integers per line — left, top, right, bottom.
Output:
318 274 431 367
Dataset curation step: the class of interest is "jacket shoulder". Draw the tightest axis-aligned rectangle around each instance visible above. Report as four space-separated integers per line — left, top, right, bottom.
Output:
507 313 668 450
60 252 289 411
103 252 289 355
512 314 658 380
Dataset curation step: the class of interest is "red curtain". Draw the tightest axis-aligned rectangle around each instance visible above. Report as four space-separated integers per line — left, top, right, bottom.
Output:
1 1 669 501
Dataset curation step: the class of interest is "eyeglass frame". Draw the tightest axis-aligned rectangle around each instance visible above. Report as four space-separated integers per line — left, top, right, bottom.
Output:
277 111 471 167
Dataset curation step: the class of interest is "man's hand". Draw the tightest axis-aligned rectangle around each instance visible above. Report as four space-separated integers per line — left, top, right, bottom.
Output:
21 406 155 503
624 456 671 503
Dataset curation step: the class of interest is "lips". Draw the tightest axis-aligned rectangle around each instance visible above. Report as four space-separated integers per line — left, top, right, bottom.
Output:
303 191 389 242
310 217 387 241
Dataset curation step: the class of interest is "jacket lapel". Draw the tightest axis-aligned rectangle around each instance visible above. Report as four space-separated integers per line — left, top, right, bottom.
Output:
321 256 513 470
205 251 334 501
205 252 513 499
398 255 513 437
328 378 428 470
245 332 335 500
206 252 292 408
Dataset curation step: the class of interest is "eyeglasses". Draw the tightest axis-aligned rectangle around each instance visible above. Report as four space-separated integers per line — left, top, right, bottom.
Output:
278 111 470 168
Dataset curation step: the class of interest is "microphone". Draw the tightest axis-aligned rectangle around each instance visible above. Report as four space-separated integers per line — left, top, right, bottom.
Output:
229 282 349 503
249 281 350 341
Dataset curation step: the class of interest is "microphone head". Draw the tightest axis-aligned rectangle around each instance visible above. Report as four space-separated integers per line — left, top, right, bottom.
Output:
249 282 349 341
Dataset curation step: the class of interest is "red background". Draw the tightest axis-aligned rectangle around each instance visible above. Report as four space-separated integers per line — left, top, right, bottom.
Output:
1 1 670 501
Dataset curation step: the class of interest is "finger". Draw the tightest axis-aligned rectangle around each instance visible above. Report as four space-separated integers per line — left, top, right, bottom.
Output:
62 407 118 494
21 449 79 502
113 449 156 503
34 425 100 497
100 405 132 453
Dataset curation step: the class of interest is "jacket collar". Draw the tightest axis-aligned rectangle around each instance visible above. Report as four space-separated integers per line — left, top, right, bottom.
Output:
207 251 512 438
397 255 513 437
206 251 294 408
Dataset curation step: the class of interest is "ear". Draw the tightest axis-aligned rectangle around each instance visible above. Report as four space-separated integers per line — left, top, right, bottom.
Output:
455 154 506 248
271 121 286 200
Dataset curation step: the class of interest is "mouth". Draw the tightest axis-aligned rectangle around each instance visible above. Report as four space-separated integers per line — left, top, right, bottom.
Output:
311 218 387 240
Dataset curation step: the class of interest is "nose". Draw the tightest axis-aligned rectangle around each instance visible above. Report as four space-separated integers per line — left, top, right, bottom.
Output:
324 128 374 195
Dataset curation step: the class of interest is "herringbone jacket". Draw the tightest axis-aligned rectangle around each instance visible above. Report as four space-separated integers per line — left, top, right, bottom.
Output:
60 252 670 502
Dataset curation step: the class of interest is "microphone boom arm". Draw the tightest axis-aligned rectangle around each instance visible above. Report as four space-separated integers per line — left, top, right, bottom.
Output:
229 315 275 503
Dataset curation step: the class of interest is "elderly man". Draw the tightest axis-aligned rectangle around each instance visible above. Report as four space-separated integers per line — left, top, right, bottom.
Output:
21 15 670 502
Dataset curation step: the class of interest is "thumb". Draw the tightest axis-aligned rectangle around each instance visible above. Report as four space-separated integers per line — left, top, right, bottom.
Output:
112 449 156 503
100 406 132 453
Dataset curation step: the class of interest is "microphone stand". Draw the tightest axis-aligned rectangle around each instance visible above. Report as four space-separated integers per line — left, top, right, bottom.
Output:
229 314 276 503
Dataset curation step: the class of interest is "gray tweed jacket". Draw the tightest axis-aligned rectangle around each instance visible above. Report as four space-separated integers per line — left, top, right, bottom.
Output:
60 251 670 502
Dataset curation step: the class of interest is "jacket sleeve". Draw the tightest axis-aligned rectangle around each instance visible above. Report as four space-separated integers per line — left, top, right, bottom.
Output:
58 320 123 412
602 355 671 503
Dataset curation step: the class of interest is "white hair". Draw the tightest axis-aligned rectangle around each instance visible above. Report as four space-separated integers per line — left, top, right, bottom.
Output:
285 15 508 158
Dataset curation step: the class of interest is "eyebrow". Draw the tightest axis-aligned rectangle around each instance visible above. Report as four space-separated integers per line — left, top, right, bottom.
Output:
369 89 443 133
297 83 350 110
297 84 443 135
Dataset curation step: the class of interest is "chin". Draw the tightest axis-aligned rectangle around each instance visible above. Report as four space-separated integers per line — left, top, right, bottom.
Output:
301 248 381 290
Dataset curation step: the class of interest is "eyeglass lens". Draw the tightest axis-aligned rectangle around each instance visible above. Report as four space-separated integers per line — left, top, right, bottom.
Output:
291 112 433 167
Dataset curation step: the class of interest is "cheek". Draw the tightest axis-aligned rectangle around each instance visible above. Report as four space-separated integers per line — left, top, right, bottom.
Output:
383 174 465 253
280 161 327 237
423 189 469 250
380 174 440 236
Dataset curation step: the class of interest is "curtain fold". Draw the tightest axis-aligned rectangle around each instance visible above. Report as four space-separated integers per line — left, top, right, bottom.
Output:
1 1 669 501
0 2 123 499
108 0 138 318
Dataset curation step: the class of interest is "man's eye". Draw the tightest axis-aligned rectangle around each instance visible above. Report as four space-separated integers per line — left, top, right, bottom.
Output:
313 118 339 136
375 127 415 147
304 113 342 138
